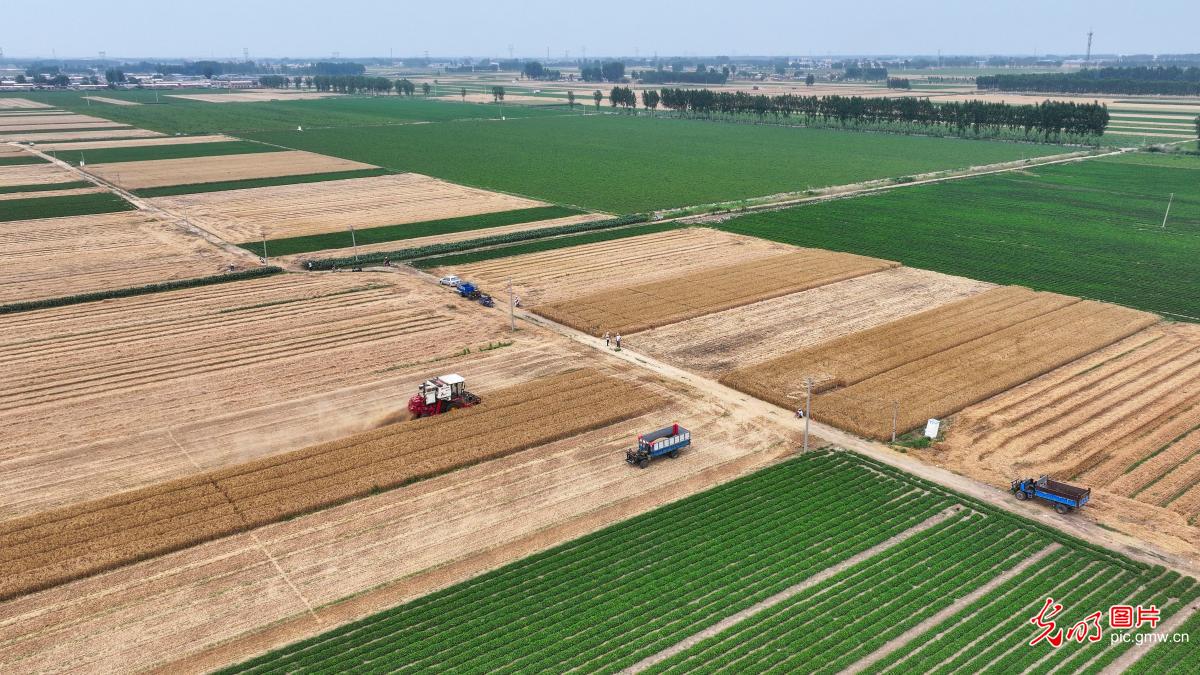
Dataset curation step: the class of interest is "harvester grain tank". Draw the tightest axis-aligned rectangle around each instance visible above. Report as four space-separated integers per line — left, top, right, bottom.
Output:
1010 476 1090 514
407 374 482 418
626 423 691 468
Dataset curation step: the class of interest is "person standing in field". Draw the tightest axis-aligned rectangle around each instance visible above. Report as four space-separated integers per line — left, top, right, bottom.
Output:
604 331 610 348
615 333 622 350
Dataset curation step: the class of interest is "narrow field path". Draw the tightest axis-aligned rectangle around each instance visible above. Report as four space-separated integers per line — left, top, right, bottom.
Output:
619 506 963 675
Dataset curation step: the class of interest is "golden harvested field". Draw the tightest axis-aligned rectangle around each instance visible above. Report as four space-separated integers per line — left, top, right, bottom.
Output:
0 186 104 201
722 286 1159 439
0 144 29 156
0 368 663 601
534 248 898 336
0 98 54 109
0 272 521 518
631 267 993 377
0 211 240 304
935 323 1200 530
82 96 140 106
5 128 163 142
149 172 546 242
0 113 125 127
278 213 610 263
86 150 374 189
0 347 796 674
0 162 83 187
166 91 343 103
35 134 232 151
444 227 799 306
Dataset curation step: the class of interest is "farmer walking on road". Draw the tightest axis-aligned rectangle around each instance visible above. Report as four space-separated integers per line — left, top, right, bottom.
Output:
615 333 622 350
603 331 610 348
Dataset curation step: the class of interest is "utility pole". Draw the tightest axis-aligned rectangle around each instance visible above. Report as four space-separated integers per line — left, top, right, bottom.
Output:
1084 30 1094 69
803 378 812 452
1162 193 1175 229
349 224 359 264
261 232 268 265
507 278 516 332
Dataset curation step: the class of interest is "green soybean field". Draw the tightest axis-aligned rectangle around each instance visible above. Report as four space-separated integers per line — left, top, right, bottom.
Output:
222 451 1197 674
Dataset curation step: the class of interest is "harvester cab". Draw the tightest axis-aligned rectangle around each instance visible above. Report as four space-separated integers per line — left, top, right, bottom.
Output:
407 374 482 418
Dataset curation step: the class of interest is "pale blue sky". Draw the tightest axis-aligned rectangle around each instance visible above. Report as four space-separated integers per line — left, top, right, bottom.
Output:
3 0 1195 59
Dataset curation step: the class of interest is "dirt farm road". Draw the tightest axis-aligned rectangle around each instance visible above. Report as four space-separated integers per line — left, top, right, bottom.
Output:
509 302 1200 578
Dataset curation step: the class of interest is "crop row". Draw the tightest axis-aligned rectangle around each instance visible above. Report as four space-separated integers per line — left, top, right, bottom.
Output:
534 249 896 336
0 369 661 601
308 213 650 269
224 452 954 673
722 286 1156 439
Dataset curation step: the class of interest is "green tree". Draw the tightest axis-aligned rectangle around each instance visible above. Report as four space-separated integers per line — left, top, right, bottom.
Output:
492 85 505 102
593 89 602 110
422 82 432 96
642 89 660 116
806 74 815 86
523 61 545 80
567 90 576 109
461 87 467 102
1195 115 1199 142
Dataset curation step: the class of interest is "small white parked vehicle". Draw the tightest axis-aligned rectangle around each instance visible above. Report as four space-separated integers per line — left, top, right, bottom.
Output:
439 275 462 287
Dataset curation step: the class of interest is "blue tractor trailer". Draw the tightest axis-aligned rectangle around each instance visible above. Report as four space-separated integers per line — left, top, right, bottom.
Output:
1011 476 1090 514
626 423 690 468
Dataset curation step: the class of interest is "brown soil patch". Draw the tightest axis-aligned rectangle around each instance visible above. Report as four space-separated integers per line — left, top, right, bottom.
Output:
86 150 374 190
632 267 993 377
0 98 55 109
443 227 799 306
0 369 662 601
0 162 80 187
166 91 342 103
0 334 796 674
722 286 1158 439
0 272 519 518
534 248 898 336
35 135 232 151
0 211 241 304
148 173 545 242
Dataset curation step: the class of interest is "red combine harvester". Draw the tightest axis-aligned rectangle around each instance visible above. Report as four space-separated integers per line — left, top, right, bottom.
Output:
407 374 482 418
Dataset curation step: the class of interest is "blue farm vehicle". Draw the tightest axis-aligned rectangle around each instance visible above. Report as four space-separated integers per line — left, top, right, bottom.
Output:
626 423 691 469
456 282 482 301
1011 476 1090 514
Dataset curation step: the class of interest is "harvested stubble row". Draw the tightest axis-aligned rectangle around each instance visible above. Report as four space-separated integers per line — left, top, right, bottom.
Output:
0 369 663 601
534 249 897 336
722 286 1158 440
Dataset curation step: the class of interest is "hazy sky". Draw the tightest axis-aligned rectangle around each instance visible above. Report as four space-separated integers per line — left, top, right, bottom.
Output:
4 0 1195 59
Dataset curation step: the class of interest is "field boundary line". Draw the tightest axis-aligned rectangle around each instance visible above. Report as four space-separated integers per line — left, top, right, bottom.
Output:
844 542 1061 674
249 531 321 624
166 429 202 471
617 505 963 675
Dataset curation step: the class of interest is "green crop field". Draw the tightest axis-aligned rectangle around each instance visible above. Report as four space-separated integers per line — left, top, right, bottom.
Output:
245 114 1066 213
222 451 1196 674
57 140 282 165
0 180 92 194
246 205 582 256
0 192 133 222
720 153 1200 320
0 155 47 166
9 92 566 135
130 167 393 197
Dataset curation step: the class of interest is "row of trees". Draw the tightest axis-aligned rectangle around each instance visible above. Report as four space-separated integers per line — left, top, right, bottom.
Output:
886 77 912 90
630 67 729 85
625 88 1109 137
580 61 626 82
521 62 562 81
978 67 1200 95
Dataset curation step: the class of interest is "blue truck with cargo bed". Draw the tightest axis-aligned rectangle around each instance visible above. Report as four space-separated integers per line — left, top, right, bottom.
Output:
626 423 691 468
1011 476 1090 514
